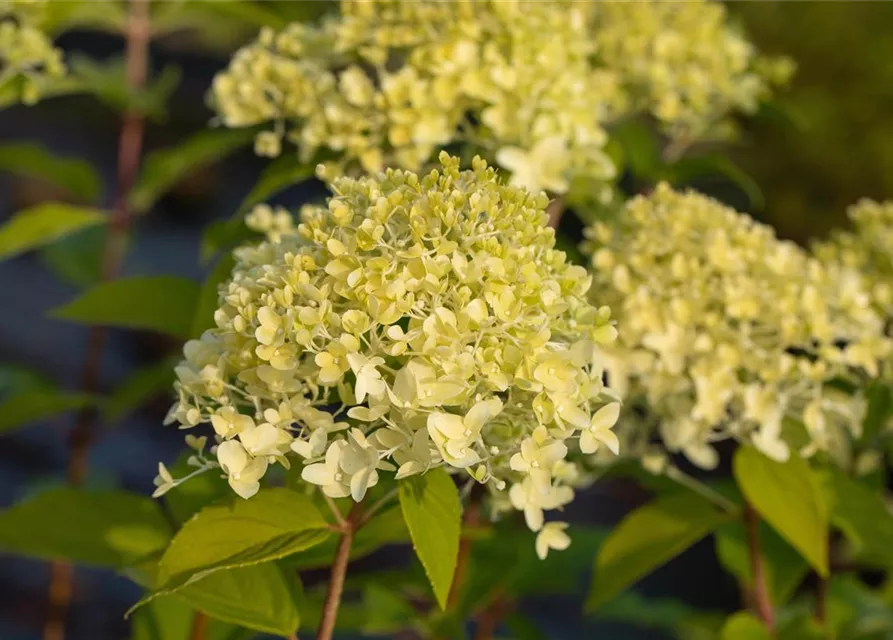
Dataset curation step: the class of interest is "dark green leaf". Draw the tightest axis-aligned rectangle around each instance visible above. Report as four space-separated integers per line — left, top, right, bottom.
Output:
0 487 171 566
733 447 829 576
131 128 257 214
0 388 93 434
611 121 660 178
200 217 256 264
0 202 105 261
667 155 765 210
587 492 731 610
398 467 461 610
151 488 330 597
39 225 109 288
104 358 176 423
238 154 316 213
816 466 893 569
590 591 704 633
191 254 235 337
0 364 52 396
860 382 892 446
130 593 254 640
52 275 200 339
0 142 102 202
715 521 809 606
361 583 417 635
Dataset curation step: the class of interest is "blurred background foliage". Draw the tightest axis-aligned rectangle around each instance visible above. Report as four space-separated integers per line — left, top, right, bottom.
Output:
2 2 893 639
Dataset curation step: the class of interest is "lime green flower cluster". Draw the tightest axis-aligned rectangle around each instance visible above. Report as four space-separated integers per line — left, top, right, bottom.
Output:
592 1 792 138
814 199 893 320
583 184 889 471
162 154 619 551
0 0 64 104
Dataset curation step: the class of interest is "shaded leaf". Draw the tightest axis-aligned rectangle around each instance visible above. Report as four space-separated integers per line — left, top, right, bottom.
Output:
860 382 893 447
130 128 257 214
52 275 200 339
0 487 171 566
715 521 809 607
0 142 102 202
200 217 256 264
104 357 176 423
0 388 93 434
0 202 105 261
191 254 235 337
816 466 893 569
721 612 772 640
164 455 230 525
238 154 316 213
398 467 461 610
733 447 829 576
39 225 108 288
588 493 730 610
667 155 765 209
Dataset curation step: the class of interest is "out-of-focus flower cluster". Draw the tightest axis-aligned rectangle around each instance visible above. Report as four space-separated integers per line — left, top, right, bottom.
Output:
814 199 893 321
583 184 889 472
591 1 793 138
211 0 783 196
161 154 620 549
0 0 64 104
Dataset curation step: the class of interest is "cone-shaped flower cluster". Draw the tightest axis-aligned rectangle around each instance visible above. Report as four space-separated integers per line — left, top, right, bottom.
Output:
163 153 620 542
211 0 783 195
583 184 889 471
0 1 64 104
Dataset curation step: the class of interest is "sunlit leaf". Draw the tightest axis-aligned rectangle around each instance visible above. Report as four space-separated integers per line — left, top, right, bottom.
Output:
0 202 105 261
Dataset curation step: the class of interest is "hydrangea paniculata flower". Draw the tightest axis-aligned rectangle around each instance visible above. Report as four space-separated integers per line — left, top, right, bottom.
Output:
162 153 620 550
211 0 782 196
0 0 64 104
583 184 889 472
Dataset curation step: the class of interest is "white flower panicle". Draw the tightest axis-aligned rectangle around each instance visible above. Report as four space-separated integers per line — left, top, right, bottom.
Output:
0 0 64 104
813 199 893 321
164 153 620 550
592 1 792 138
583 184 889 471
211 0 781 196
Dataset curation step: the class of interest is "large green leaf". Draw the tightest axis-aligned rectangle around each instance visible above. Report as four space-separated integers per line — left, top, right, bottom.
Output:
816 466 893 569
130 128 257 214
173 564 301 636
0 388 94 434
153 488 330 595
0 203 105 261
398 467 461 610
860 382 893 447
39 225 108 288
283 505 409 570
104 358 176 423
715 521 809 607
587 492 731 610
720 612 773 640
0 142 102 202
0 487 171 566
191 254 235 337
733 447 829 576
52 275 200 339
163 455 230 525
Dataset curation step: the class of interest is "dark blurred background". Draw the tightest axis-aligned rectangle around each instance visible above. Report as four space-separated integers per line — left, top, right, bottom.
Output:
1 3 890 639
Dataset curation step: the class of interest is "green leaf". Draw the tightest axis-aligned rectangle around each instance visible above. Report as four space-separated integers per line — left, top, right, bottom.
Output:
715 521 809 606
39 225 109 288
733 447 829 577
283 505 409 570
720 612 773 640
0 142 102 202
173 564 301 636
238 154 316 213
104 358 176 423
860 382 893 446
0 388 93 434
52 275 200 339
0 487 171 566
200 217 256 264
0 364 52 396
816 466 893 569
361 583 417 635
398 467 461 610
587 492 731 610
191 254 235 337
0 203 105 261
152 488 330 596
666 155 765 210
590 591 704 633
130 594 253 640
130 128 257 214
611 121 660 178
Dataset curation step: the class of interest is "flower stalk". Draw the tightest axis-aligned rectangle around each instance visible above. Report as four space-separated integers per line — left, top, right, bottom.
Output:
744 504 775 633
317 503 363 640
